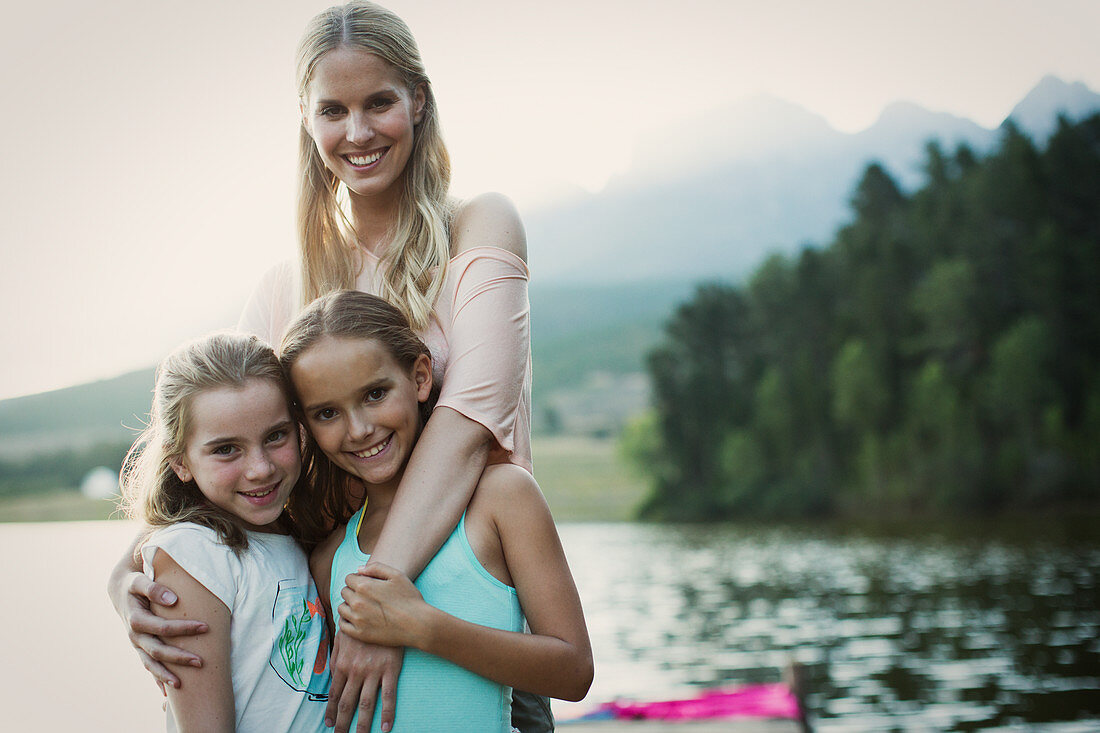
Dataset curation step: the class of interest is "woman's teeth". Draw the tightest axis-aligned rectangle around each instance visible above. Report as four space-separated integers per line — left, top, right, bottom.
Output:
347 150 384 166
354 436 391 458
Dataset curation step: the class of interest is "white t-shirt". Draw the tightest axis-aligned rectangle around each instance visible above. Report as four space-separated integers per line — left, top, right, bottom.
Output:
141 523 330 733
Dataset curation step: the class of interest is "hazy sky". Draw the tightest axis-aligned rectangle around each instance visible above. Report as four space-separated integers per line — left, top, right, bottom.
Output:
2 0 1099 401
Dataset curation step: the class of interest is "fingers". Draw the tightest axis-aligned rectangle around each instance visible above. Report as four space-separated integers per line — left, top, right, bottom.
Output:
354 680 379 733
129 606 208 639
324 665 346 730
332 673 375 733
356 561 398 580
130 629 203 668
128 573 179 607
377 668 398 733
137 648 181 691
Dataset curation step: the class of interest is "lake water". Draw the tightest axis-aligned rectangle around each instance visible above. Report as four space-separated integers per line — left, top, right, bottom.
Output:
2 519 1096 731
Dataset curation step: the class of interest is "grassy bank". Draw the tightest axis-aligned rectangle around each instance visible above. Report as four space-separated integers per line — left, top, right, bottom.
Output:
0 489 120 522
533 435 646 521
0 435 646 524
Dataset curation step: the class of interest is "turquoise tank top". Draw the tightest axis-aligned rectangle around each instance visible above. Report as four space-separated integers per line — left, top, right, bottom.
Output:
330 506 525 732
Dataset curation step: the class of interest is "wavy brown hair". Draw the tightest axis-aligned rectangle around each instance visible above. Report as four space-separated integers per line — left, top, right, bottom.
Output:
296 1 453 332
121 332 301 553
278 290 436 546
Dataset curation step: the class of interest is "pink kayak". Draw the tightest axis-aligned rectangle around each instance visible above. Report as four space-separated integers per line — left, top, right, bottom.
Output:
564 682 803 723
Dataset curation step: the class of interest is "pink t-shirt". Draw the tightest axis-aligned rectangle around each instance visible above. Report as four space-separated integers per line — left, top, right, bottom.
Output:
238 246 532 472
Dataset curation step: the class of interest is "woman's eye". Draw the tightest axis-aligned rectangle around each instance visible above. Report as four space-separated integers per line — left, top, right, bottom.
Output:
366 388 386 402
319 106 344 118
370 97 396 110
212 445 236 456
267 429 288 444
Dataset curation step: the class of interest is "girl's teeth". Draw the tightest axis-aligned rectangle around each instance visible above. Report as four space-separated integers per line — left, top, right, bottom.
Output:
354 436 390 458
242 487 274 497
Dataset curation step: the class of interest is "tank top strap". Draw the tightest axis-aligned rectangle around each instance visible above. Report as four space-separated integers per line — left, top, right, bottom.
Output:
347 505 365 546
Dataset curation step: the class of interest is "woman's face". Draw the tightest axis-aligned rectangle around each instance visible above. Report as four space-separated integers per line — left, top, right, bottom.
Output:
291 335 432 494
303 46 425 205
171 379 301 533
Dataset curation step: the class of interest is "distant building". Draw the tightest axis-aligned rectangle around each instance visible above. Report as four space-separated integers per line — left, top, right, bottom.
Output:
80 466 119 500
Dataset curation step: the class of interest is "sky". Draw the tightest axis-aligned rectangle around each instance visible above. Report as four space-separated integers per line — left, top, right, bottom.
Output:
2 0 1099 401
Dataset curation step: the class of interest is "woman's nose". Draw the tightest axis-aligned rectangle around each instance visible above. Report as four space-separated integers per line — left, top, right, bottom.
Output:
346 112 374 145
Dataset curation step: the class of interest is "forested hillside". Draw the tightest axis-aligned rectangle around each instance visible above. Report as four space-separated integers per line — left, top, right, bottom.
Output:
629 115 1100 520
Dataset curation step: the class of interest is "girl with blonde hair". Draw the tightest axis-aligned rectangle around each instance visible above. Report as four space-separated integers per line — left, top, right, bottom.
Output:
110 3 548 732
122 332 331 732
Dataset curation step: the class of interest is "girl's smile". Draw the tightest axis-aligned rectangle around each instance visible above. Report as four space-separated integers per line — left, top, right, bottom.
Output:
291 335 432 497
170 379 300 533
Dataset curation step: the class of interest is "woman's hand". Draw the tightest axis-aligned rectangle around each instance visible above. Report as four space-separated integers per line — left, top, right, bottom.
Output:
326 632 403 733
108 566 208 690
339 563 430 649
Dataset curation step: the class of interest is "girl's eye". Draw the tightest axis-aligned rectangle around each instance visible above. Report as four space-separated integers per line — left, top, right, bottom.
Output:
212 445 236 456
370 97 396 110
266 429 288 444
314 407 337 421
319 106 345 118
366 388 386 402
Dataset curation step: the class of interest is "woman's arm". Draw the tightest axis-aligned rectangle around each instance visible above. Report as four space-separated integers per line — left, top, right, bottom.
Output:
341 468 593 701
107 533 208 689
329 194 528 732
367 192 527 577
150 549 234 733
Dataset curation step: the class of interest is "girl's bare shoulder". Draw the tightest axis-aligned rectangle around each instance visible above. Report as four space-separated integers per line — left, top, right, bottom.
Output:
467 464 546 524
451 193 527 261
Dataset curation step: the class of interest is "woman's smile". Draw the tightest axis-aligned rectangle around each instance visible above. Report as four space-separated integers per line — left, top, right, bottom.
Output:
304 46 424 205
343 147 388 169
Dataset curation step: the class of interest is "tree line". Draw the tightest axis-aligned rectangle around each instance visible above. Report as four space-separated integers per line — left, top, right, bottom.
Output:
625 114 1100 520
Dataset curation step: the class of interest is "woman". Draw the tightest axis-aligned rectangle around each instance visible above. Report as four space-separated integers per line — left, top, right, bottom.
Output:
108 3 549 732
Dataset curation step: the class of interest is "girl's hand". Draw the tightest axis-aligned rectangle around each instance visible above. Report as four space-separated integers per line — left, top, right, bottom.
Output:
110 569 208 689
339 563 429 648
326 633 402 733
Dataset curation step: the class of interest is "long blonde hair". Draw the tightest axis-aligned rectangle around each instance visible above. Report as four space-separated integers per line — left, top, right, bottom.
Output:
296 1 452 332
121 332 299 552
278 290 437 546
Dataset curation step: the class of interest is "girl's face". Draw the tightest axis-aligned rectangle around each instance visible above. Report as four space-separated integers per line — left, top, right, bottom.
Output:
171 379 300 533
302 46 425 206
291 335 432 494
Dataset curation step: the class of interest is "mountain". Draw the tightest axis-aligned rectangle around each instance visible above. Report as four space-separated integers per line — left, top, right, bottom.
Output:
528 76 1100 285
851 101 998 187
0 368 153 457
1007 74 1100 143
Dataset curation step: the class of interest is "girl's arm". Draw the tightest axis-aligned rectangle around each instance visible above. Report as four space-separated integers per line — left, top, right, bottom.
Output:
107 533 208 689
150 549 234 733
340 467 594 701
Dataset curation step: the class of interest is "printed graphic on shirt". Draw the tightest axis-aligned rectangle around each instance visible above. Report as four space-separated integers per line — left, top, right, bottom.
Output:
270 578 330 701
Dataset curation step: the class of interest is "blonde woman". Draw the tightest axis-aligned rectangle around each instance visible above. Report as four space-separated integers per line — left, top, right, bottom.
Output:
109 3 549 732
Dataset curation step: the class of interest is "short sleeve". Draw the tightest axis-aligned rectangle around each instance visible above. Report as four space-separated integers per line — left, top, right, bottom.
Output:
141 524 242 611
435 247 531 459
237 261 299 348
